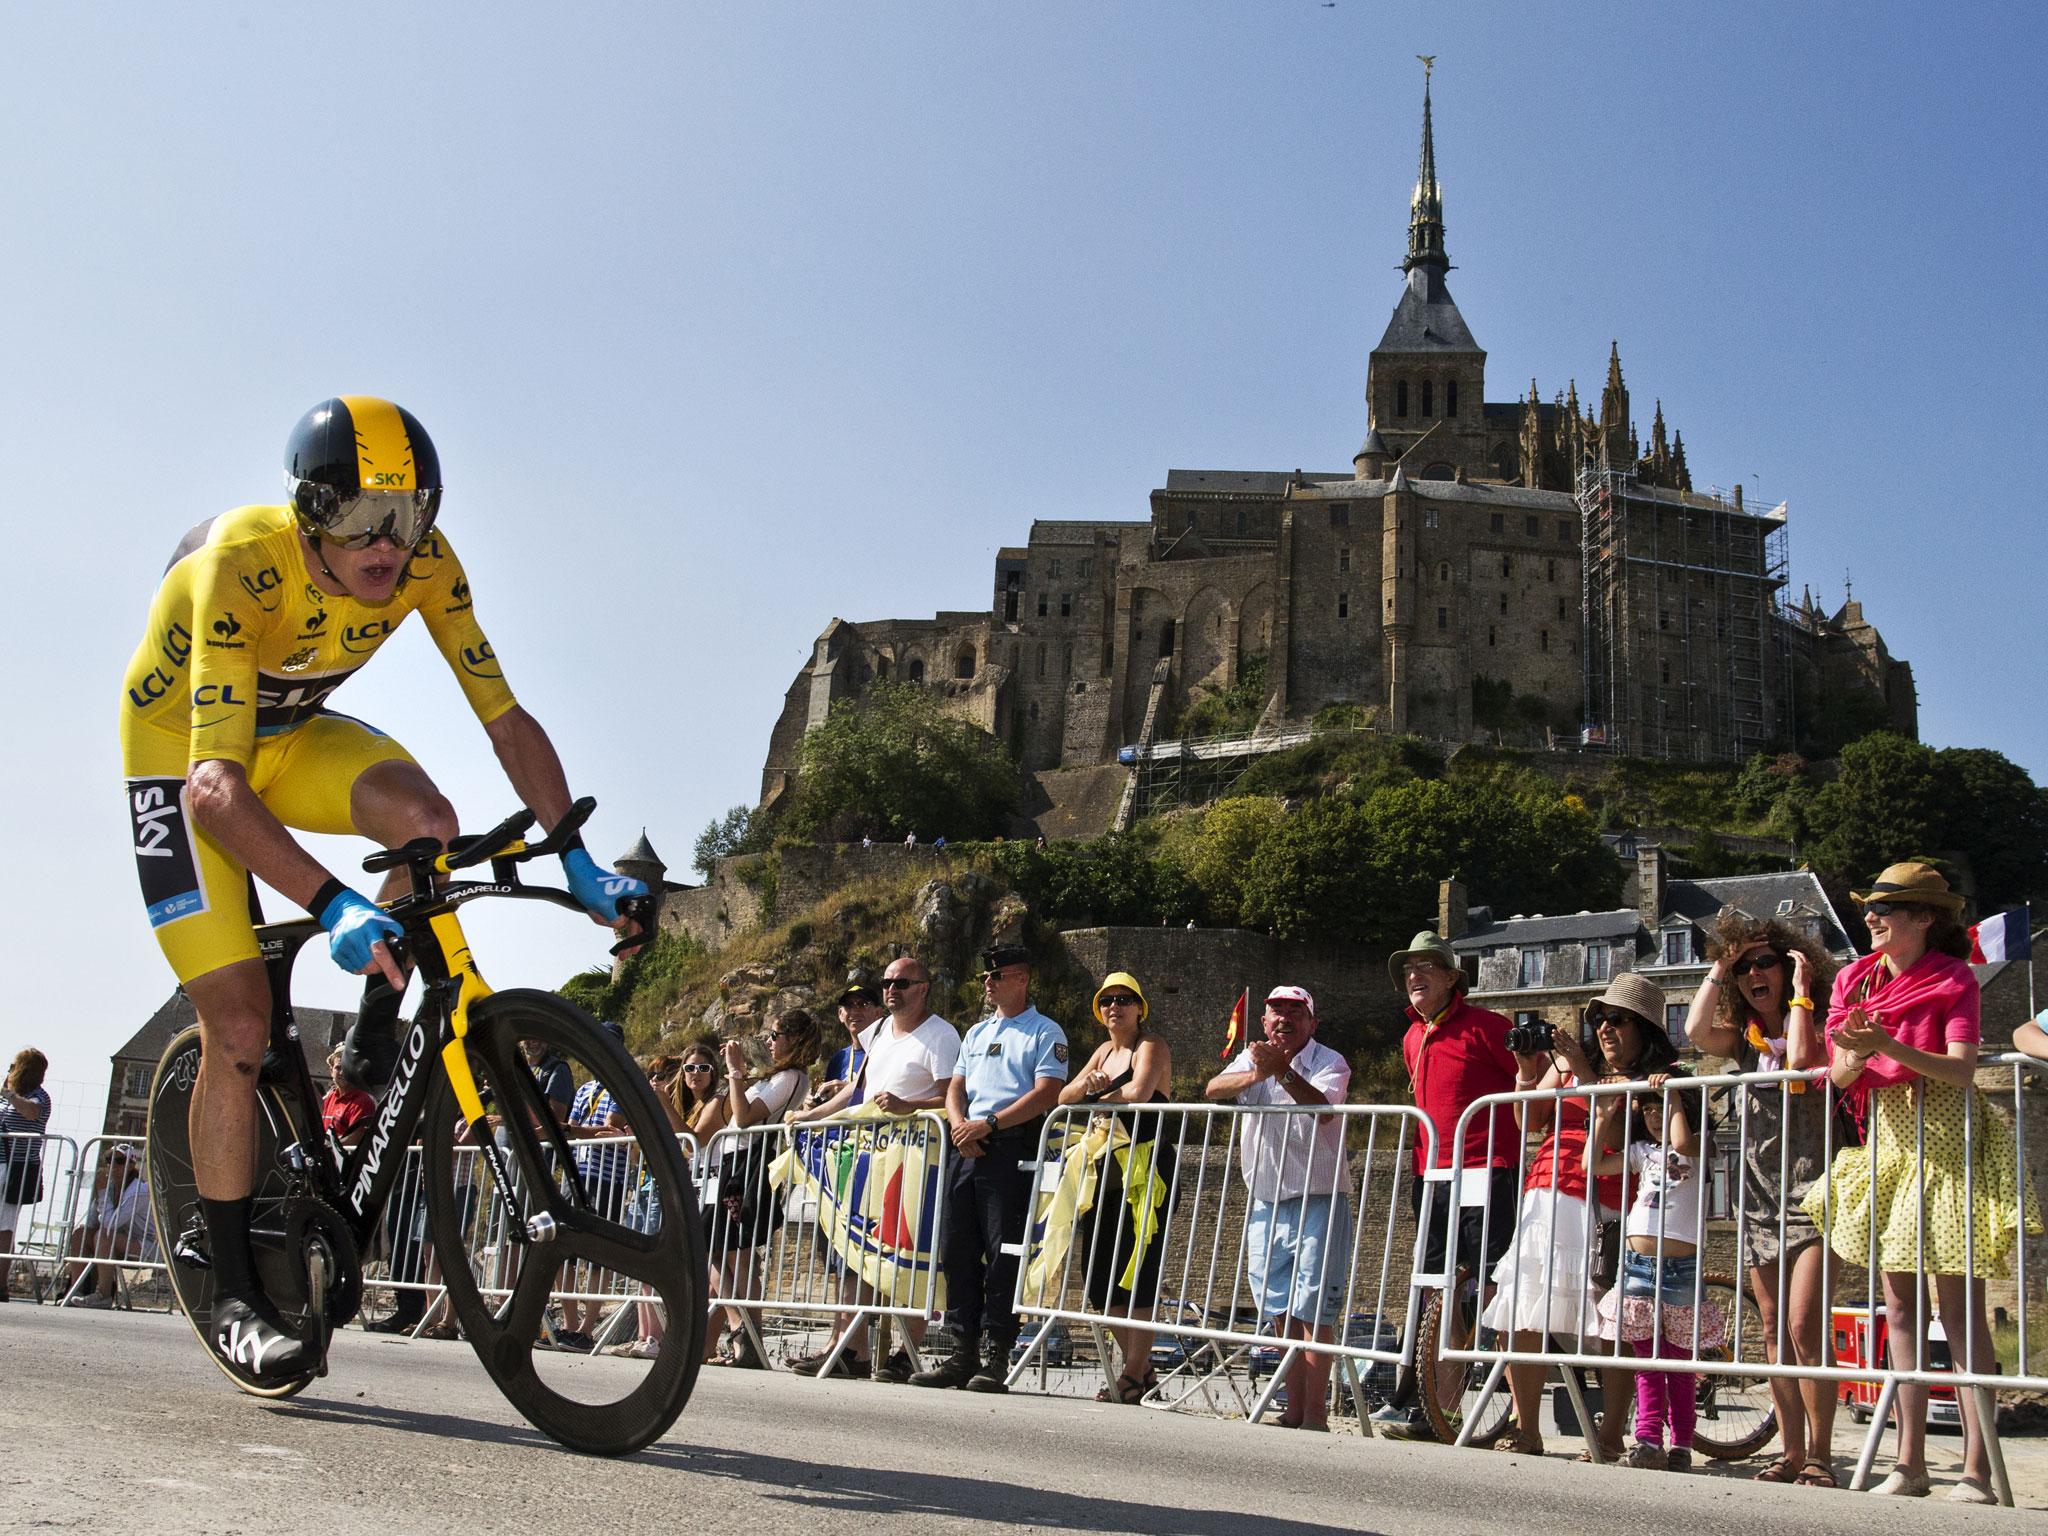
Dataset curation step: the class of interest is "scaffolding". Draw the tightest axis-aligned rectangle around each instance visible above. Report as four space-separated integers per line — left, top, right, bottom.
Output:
1578 466 1792 762
1122 728 1317 819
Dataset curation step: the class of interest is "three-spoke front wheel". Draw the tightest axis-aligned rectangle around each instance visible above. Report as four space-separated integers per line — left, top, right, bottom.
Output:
420 989 706 1455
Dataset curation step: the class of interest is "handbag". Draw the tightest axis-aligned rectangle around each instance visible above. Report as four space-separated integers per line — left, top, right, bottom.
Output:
714 1069 804 1238
1590 1216 1622 1290
3 1157 43 1208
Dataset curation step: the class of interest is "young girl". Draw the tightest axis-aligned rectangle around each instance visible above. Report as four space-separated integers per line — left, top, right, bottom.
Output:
1594 1077 1725 1471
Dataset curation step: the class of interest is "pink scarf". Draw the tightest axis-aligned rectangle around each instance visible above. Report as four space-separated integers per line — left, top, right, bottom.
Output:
1826 950 1979 1114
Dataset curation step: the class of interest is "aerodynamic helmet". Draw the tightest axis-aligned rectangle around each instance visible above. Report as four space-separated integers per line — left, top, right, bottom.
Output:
284 396 443 549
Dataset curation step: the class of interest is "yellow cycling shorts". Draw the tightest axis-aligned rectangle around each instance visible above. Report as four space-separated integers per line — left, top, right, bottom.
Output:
122 713 417 983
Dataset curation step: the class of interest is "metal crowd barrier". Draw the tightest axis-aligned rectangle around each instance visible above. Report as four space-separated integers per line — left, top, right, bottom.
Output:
397 1128 704 1346
698 1110 952 1375
49 1135 166 1307
3 1130 83 1300
1010 1102 1438 1427
1437 1056 2045 1505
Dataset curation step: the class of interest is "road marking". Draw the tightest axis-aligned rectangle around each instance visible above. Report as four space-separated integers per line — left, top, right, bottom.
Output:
238 1444 304 1459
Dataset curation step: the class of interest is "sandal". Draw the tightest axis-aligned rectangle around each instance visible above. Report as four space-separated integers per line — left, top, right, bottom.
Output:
1093 1372 1156 1405
1493 1430 1547 1456
1753 1456 1802 1484
1794 1460 1839 1490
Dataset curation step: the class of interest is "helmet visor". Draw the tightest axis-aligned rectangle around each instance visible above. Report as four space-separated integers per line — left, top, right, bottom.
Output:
302 486 440 550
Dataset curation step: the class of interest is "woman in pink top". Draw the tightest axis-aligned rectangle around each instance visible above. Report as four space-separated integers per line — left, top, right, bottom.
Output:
1803 862 2041 1501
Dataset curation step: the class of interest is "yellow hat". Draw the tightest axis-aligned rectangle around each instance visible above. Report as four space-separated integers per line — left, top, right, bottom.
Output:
1092 972 1150 1027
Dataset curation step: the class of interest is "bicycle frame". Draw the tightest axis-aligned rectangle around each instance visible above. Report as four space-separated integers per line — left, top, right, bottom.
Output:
250 802 643 1267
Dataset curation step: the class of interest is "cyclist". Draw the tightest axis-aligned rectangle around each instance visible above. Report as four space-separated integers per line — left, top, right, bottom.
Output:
121 397 646 1382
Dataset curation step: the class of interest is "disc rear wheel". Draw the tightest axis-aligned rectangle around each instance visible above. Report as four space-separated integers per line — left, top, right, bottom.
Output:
420 990 706 1456
145 1024 335 1398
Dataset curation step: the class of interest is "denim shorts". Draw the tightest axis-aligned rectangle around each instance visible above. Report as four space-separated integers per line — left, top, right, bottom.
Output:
1245 1193 1354 1328
1618 1248 1699 1306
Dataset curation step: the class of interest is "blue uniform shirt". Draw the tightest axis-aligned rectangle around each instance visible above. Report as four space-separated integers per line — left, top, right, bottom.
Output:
957 1004 1069 1119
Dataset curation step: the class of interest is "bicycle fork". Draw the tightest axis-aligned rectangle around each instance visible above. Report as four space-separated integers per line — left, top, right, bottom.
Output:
425 910 560 1250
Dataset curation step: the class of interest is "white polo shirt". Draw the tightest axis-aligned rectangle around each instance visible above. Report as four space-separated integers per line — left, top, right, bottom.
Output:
1226 1036 1353 1201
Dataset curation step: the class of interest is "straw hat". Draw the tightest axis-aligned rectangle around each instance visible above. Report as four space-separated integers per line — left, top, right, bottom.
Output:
1851 860 1965 914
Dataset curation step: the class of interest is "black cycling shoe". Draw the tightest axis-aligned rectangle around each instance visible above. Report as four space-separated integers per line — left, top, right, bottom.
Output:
209 1295 315 1382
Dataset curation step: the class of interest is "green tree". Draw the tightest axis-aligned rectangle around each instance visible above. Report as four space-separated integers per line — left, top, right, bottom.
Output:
1805 733 1947 888
1156 796 1287 927
1935 747 2048 912
693 803 759 875
985 832 1198 927
783 682 1020 843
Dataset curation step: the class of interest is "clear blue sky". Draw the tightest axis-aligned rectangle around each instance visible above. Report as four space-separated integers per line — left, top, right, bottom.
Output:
5 3 2042 1131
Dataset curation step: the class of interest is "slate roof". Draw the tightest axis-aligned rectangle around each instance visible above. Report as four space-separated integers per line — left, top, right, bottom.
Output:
1668 871 1857 957
112 992 354 1078
1374 268 1481 354
1162 470 1351 495
1453 909 1640 952
1450 871 1857 962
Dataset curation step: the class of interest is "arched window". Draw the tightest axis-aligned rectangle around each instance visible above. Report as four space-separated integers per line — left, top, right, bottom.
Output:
955 644 976 679
1446 380 1458 417
907 657 925 683
1422 462 1455 481
1421 380 1435 417
1494 445 1515 481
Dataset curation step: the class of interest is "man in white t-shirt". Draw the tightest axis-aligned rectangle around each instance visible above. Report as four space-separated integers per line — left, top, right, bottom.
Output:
1205 985 1353 1431
789 954 961 1380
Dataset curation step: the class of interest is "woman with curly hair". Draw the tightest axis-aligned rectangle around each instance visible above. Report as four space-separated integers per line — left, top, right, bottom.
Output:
1801 862 2041 1501
1684 907 1838 1487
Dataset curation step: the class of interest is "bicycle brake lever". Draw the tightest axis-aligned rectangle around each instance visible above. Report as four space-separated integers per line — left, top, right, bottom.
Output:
610 891 661 957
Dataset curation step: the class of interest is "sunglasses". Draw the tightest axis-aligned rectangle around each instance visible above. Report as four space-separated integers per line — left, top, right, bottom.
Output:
306 487 441 551
880 977 925 990
1588 1009 1638 1030
680 1063 714 1074
1863 901 1925 918
1731 952 1784 977
982 968 1023 982
1098 994 1140 1008
764 1029 794 1041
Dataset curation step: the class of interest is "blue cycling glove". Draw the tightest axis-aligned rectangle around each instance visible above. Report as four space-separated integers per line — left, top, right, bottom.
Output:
562 847 648 923
319 887 404 974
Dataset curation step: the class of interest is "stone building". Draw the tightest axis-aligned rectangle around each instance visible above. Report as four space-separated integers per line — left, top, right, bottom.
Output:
103 994 352 1138
1445 846 1861 1042
760 69 1914 815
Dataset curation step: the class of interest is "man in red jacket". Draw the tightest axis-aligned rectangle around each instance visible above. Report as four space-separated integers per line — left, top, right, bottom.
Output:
1372 930 1532 1439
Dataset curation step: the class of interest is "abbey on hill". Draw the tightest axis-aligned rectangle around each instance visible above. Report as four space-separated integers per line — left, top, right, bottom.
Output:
759 67 1914 818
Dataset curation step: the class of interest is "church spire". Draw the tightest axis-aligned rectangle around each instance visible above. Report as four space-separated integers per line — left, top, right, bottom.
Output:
1404 57 1447 275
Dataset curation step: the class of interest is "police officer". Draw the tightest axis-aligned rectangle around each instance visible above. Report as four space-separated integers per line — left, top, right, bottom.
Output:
911 943 1068 1391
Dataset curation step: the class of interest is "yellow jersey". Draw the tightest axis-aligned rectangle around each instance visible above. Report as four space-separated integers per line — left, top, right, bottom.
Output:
121 504 517 766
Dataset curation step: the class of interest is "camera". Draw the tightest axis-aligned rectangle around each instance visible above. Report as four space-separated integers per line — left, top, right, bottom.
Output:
1505 1019 1555 1055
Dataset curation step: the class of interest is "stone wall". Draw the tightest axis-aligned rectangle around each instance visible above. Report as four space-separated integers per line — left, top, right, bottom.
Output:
1055 926 1402 1078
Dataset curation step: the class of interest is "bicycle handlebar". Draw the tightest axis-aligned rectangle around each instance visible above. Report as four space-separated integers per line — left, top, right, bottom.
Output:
354 798 661 954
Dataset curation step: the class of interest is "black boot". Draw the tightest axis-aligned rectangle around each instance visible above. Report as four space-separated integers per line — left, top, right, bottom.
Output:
964 1334 1013 1393
909 1339 978 1389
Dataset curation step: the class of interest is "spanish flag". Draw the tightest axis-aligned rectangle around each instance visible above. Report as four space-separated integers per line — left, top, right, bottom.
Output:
1219 986 1249 1060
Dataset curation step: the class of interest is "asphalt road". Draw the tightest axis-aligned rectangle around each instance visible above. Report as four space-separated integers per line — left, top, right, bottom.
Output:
4 1307 2039 1534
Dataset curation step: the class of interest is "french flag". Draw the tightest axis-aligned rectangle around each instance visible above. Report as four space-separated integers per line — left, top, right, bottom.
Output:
1970 907 2032 964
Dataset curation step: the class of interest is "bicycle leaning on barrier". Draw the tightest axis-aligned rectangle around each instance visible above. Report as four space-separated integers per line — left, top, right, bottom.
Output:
146 799 707 1455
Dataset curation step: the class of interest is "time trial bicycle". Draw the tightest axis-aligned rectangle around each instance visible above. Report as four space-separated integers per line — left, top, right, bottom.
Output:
146 798 706 1455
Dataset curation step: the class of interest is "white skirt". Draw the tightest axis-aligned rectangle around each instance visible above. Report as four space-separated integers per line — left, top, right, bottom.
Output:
1479 1186 1603 1338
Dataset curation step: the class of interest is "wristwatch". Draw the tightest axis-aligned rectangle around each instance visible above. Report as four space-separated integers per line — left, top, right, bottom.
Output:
984 1112 1001 1134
